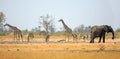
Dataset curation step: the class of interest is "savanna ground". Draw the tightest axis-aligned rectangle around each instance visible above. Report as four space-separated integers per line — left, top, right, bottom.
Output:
0 32 120 59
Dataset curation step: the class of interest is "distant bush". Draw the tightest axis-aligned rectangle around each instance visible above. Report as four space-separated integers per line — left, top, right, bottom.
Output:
22 29 29 35
0 32 6 36
116 28 120 32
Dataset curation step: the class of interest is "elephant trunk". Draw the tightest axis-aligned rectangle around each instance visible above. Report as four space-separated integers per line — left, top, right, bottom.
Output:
111 29 114 40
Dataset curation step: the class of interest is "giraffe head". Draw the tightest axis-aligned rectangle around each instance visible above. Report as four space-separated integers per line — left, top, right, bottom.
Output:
58 19 63 22
4 23 10 26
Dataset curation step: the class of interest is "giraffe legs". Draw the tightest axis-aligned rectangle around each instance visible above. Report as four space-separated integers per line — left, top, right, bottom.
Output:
72 33 78 42
18 34 23 42
65 33 69 42
66 33 71 42
14 33 18 42
14 34 15 41
67 34 69 42
68 34 71 42
18 34 21 41
21 34 23 42
64 32 67 41
14 33 23 42
27 37 30 42
14 35 17 41
16 34 20 41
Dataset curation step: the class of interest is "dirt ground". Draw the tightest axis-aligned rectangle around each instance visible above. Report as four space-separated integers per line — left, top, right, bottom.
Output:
0 35 120 59
0 43 120 59
0 50 120 59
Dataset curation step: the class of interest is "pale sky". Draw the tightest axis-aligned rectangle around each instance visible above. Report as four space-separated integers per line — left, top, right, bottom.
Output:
0 0 120 31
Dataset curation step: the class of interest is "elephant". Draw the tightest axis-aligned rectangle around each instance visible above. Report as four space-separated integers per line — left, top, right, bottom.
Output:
90 25 114 43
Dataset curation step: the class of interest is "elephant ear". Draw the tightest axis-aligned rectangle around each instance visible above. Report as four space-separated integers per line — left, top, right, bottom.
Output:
103 25 109 32
107 26 114 32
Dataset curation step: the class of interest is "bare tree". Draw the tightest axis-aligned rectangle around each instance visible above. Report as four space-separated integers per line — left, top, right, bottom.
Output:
39 14 55 34
0 12 6 33
49 20 55 33
0 12 5 24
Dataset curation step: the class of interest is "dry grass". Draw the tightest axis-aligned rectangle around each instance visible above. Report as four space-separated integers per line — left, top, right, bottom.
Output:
1 32 120 42
0 43 120 51
0 43 120 59
0 32 120 59
0 50 120 59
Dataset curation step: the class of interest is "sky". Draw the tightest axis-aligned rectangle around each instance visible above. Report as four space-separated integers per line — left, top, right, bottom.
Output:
0 0 120 31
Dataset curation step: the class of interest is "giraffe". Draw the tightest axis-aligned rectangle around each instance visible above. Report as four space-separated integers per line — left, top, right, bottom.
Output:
27 32 34 42
72 33 78 40
58 19 73 41
39 30 47 37
77 33 90 42
4 23 23 41
39 30 50 42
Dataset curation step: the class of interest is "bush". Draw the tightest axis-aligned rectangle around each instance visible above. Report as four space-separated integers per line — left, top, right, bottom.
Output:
0 32 6 36
116 28 120 32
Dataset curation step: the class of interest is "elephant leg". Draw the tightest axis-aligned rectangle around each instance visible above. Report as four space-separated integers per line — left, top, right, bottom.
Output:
90 36 92 43
90 34 93 43
103 35 105 43
90 37 94 43
92 39 94 43
98 36 102 43
90 40 92 43
102 33 106 43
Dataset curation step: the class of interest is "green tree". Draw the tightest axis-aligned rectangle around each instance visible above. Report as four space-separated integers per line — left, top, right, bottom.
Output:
22 29 29 35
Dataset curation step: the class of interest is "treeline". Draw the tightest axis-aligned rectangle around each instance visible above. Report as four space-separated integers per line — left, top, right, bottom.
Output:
2 23 120 36
0 11 120 36
73 24 91 34
0 24 91 35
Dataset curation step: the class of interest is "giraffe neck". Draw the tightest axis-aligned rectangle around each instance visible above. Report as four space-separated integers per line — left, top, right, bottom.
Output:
61 20 67 28
61 20 71 31
6 24 16 30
